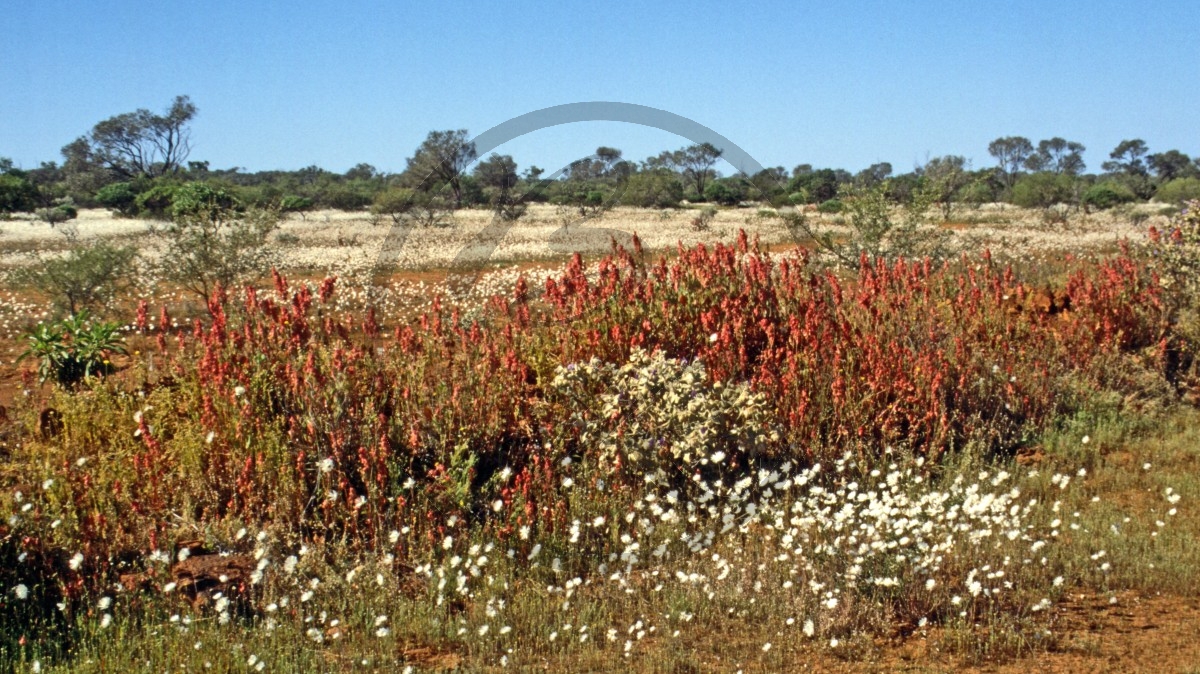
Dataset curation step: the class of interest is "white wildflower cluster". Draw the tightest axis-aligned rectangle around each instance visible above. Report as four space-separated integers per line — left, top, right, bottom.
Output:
551 348 771 475
388 443 1105 662
592 454 1053 633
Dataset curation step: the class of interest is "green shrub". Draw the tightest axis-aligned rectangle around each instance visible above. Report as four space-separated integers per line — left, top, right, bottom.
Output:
319 184 373 211
957 178 999 207
1011 172 1075 209
1155 178 1200 206
620 170 684 208
12 243 135 316
703 178 747 206
279 194 315 219
372 187 454 228
486 188 527 222
372 187 416 221
94 181 139 216
817 198 843 213
0 171 40 213
18 311 126 387
550 184 613 220
745 208 779 227
169 182 240 222
235 183 283 208
689 205 718 231
160 195 278 305
134 182 181 218
765 192 795 208
1082 181 1137 211
35 202 77 225
785 180 946 265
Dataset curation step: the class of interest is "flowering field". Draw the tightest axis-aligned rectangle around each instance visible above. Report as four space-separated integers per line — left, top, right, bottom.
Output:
1 205 1200 671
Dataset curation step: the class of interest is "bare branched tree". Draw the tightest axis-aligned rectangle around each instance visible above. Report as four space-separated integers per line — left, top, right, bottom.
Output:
64 95 197 179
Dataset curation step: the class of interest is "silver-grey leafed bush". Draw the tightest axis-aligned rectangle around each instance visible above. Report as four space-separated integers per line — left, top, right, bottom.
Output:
551 348 774 481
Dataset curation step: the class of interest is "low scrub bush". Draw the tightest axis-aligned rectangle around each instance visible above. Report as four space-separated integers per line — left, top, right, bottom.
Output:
704 178 748 206
620 170 684 208
1082 181 1137 211
1010 173 1075 210
94 182 139 216
689 206 717 231
1154 177 1200 206
372 187 454 228
817 198 843 213
35 202 77 225
11 243 136 316
279 194 314 219
158 185 277 306
133 182 180 219
788 180 948 264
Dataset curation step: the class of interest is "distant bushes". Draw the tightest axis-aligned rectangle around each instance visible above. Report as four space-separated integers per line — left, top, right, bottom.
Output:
619 170 683 208
317 183 373 211
703 177 749 206
66 161 1200 222
1082 181 1137 211
34 200 78 225
134 182 181 218
1011 172 1075 209
94 179 310 220
279 195 314 218
817 198 843 213
0 170 40 214
94 181 139 216
1155 178 1200 206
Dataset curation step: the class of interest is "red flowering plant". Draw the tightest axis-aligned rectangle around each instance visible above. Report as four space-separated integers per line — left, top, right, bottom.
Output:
3 232 1171 596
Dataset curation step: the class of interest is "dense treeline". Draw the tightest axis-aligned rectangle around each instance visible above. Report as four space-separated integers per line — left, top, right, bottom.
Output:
3 95 1199 223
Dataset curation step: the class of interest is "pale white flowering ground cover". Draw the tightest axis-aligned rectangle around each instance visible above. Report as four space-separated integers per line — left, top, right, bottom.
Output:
0 203 1165 272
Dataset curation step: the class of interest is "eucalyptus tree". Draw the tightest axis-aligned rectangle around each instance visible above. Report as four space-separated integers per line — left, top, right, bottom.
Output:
1026 138 1086 175
402 129 477 207
63 95 197 179
987 136 1034 194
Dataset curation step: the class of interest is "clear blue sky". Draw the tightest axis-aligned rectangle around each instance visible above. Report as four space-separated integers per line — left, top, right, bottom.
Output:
2 0 1197 177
